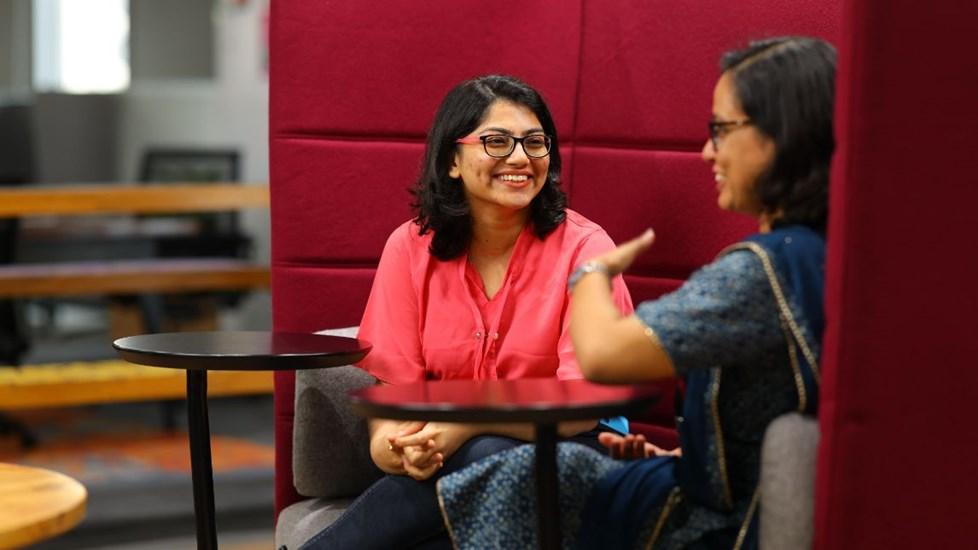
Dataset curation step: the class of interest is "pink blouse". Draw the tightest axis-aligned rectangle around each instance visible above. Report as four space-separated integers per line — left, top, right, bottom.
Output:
357 209 634 385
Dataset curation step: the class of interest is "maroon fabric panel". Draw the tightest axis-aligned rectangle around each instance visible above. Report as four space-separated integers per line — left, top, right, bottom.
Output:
570 148 755 278
271 267 375 513
622 275 683 306
270 139 575 265
270 139 418 264
269 0 582 139
575 0 842 148
271 267 375 332
816 1 978 548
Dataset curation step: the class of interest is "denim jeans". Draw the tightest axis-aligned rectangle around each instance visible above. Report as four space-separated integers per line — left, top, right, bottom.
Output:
299 429 606 550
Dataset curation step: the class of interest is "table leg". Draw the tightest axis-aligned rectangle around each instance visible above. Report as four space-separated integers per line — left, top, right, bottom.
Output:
535 422 559 550
186 370 218 550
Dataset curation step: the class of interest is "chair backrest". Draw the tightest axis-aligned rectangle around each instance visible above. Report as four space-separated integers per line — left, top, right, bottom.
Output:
139 148 248 258
815 1 978 547
760 413 819 549
269 0 841 514
0 103 35 185
0 103 35 364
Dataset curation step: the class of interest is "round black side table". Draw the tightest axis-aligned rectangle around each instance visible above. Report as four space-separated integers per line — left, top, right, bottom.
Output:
113 331 370 550
350 378 659 550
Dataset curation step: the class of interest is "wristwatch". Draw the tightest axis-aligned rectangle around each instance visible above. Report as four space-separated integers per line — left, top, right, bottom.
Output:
567 261 610 294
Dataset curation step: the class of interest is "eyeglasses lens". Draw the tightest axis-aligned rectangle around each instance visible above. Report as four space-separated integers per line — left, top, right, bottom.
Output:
520 136 550 158
708 122 720 150
483 136 514 157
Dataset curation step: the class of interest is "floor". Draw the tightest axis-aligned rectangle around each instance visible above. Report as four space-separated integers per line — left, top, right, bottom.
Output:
1 304 277 549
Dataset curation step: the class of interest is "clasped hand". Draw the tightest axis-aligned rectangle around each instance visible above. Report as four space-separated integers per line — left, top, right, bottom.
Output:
387 421 468 481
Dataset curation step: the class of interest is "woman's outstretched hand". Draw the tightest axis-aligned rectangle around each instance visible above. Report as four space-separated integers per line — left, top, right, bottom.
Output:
592 229 655 276
598 431 681 460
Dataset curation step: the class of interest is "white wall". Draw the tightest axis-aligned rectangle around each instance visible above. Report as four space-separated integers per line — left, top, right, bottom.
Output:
0 0 33 100
119 0 269 185
130 0 214 80
117 0 271 329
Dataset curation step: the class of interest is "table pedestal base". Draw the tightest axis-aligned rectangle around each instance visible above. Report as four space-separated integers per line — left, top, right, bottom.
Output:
187 370 217 550
535 423 559 550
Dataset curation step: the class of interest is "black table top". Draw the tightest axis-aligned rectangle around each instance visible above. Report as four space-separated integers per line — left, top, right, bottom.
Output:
112 331 371 371
350 378 660 424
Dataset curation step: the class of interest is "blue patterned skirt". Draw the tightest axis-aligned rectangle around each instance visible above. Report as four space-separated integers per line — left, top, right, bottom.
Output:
436 442 678 549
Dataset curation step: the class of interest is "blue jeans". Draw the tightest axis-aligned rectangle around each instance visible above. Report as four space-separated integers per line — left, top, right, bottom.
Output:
299 430 606 550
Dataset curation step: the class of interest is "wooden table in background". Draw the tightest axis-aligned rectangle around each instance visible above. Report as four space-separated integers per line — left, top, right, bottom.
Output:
0 463 87 549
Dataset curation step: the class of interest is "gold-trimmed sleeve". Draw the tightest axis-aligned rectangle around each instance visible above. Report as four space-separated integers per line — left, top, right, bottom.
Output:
634 315 680 376
641 321 664 349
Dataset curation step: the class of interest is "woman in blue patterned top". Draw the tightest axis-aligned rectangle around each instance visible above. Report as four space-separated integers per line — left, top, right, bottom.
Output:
436 36 836 549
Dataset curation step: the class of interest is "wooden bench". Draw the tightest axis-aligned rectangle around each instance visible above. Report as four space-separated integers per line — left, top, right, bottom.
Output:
0 183 269 217
0 360 273 410
0 258 269 298
0 183 272 424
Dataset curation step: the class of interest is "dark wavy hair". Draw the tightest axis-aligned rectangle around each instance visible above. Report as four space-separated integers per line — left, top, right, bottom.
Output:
412 75 567 260
721 36 836 233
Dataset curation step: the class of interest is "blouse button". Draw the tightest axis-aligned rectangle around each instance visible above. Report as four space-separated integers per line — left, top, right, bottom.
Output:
492 332 499 340
475 331 482 340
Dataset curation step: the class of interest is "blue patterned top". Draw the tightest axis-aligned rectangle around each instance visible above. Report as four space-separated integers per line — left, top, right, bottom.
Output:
641 248 817 502
437 229 824 550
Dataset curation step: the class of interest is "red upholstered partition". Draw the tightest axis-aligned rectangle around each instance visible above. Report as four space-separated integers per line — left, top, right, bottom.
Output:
270 1 840 514
815 1 978 548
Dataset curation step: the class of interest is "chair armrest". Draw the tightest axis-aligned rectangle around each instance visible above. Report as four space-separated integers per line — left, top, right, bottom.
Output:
759 412 819 550
292 327 383 498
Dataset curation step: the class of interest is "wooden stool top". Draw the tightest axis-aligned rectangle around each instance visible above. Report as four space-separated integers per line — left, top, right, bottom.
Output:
0 462 87 549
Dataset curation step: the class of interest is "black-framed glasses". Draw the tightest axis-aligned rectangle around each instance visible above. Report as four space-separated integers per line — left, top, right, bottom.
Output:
707 119 752 150
455 134 552 159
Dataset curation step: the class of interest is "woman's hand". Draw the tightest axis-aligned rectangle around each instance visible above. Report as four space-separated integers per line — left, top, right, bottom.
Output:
392 422 474 481
590 229 655 276
598 432 681 460
370 419 435 475
387 422 445 481
398 442 445 481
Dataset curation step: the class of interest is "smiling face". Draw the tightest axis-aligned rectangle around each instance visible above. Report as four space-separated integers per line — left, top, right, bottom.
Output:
449 100 550 221
702 72 776 222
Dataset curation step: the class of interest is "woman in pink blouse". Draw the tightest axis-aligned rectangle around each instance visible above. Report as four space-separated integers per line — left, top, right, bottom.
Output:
300 75 632 550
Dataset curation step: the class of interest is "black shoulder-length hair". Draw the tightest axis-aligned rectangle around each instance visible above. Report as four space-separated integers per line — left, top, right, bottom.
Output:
721 36 836 233
411 74 567 260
